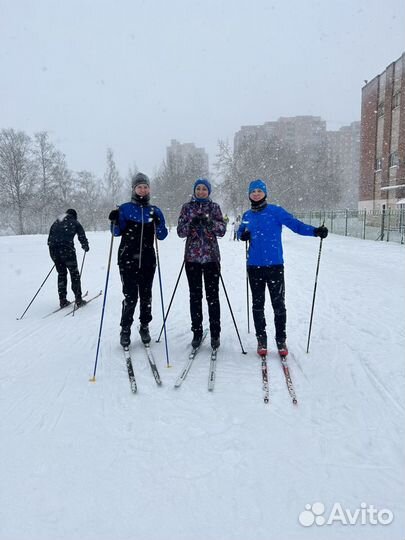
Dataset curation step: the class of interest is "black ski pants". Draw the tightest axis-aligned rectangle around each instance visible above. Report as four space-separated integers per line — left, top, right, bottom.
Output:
248 264 286 344
119 264 156 329
185 261 221 338
49 246 82 300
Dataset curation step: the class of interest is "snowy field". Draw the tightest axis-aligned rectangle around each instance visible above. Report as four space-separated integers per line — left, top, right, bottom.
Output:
1 228 404 540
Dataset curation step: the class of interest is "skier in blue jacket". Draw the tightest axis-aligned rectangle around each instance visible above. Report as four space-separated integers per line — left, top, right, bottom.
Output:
109 173 168 347
237 179 328 356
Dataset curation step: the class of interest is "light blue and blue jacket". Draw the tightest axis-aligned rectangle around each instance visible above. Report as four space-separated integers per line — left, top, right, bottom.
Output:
237 204 316 266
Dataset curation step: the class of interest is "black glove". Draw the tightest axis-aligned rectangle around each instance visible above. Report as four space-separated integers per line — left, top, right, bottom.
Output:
153 213 161 226
190 216 201 227
83 244 90 252
314 225 328 239
240 230 251 241
199 216 214 229
109 209 119 222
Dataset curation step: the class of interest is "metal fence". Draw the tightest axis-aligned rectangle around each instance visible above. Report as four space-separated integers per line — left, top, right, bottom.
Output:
294 209 405 244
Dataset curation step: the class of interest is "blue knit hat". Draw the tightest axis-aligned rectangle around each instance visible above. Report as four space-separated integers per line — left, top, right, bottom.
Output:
194 178 211 195
248 179 267 196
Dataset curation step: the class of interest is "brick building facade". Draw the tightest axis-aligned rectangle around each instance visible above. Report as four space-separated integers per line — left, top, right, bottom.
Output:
359 53 405 210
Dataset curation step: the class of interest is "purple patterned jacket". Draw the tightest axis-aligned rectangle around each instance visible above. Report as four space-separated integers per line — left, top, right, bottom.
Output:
177 198 226 263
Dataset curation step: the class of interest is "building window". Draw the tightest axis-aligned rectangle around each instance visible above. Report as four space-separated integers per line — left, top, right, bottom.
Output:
389 151 399 167
377 102 385 117
392 92 401 109
375 157 383 170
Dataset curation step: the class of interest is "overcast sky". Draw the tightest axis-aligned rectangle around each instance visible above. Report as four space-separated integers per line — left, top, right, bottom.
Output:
1 0 404 179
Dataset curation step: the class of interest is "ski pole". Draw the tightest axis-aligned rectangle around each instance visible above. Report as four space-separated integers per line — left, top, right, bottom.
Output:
306 234 325 354
155 231 171 367
156 260 184 343
245 242 250 334
219 273 247 354
17 264 55 320
90 233 114 382
72 250 87 317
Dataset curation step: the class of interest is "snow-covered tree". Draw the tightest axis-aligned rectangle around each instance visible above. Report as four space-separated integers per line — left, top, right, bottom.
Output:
0 128 35 234
103 148 122 208
32 132 62 232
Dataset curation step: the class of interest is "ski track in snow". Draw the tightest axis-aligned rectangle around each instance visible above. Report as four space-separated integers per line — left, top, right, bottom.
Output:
0 230 404 540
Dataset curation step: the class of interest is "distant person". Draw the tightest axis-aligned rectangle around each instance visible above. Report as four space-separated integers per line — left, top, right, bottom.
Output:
47 209 89 308
177 178 226 349
233 214 241 240
238 179 328 356
109 172 168 348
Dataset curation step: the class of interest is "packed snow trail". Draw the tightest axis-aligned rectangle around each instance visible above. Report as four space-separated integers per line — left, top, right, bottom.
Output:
0 230 404 540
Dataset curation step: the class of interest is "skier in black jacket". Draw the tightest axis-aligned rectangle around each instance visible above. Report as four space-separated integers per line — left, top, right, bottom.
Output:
109 173 168 347
47 209 89 308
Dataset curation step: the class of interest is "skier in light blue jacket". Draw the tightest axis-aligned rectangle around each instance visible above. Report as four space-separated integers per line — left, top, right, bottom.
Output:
237 179 328 356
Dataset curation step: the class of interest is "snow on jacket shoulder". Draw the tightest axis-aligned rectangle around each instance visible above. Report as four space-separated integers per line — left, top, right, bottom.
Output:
111 201 168 267
112 202 167 240
48 214 88 250
177 198 226 264
237 204 316 266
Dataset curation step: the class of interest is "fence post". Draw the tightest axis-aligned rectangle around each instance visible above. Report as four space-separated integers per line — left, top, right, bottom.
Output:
362 209 367 239
330 210 334 233
345 209 348 236
386 208 391 242
380 209 385 241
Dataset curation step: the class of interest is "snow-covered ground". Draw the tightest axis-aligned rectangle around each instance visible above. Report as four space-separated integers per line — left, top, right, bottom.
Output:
1 229 404 540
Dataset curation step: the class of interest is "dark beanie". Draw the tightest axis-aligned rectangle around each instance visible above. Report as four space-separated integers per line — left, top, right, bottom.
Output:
132 172 150 189
66 208 77 220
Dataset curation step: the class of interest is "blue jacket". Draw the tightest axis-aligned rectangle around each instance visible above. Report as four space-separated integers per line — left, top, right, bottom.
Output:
112 201 167 268
237 204 316 266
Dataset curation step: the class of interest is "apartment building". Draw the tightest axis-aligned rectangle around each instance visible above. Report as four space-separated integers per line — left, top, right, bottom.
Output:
166 139 209 177
234 116 326 154
359 52 405 210
327 122 360 209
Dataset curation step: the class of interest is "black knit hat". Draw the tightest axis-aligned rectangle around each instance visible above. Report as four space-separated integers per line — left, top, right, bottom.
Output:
66 208 77 220
132 172 150 189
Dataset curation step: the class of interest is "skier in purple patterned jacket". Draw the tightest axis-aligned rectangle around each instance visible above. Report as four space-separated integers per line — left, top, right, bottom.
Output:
177 179 226 349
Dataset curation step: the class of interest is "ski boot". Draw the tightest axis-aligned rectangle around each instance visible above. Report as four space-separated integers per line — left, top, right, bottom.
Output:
257 335 267 356
59 298 71 308
277 341 288 357
191 330 203 349
75 296 87 308
139 324 151 344
120 326 131 348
